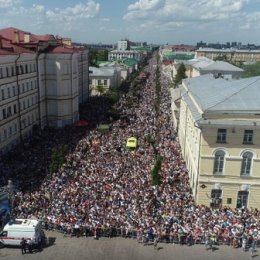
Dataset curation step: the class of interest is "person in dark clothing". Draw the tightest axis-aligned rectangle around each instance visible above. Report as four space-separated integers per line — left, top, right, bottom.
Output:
20 238 27 254
27 239 33 253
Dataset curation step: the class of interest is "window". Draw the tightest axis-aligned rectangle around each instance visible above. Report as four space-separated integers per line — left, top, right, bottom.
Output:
0 68 2 78
104 80 107 86
240 151 253 176
7 88 11 98
6 67 9 77
13 104 17 114
20 65 24 74
13 86 16 96
3 108 7 119
97 80 102 85
213 150 225 174
243 130 253 144
217 129 227 143
1 89 5 100
236 191 248 208
11 66 15 76
22 83 25 93
7 106 12 117
0 231 7 237
210 189 222 208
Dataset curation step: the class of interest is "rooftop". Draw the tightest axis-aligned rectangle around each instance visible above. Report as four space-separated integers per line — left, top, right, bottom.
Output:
197 47 260 53
182 74 260 114
89 66 115 77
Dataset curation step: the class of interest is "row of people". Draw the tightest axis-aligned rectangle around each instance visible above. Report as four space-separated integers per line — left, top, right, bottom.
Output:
1 53 260 252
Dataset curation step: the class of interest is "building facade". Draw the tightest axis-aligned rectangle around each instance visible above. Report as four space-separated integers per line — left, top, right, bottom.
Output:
89 66 119 96
108 50 143 61
196 47 260 62
117 40 130 51
176 74 260 209
0 27 89 153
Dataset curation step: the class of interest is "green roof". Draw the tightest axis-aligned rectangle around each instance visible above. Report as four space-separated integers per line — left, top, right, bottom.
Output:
105 57 138 67
163 53 195 61
121 58 138 67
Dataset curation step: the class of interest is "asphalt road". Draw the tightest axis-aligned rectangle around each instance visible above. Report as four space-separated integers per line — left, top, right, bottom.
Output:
0 231 258 260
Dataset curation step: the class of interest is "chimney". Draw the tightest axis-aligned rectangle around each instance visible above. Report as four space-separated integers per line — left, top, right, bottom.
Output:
14 30 20 43
24 33 31 43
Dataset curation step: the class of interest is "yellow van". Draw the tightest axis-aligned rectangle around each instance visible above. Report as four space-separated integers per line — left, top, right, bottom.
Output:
126 137 137 152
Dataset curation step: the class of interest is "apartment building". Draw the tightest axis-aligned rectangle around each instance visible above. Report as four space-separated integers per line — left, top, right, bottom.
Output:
0 39 39 153
176 74 260 209
0 27 89 154
196 47 260 62
117 40 130 51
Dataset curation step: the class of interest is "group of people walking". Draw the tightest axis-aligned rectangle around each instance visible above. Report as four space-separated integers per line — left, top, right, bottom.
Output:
0 53 259 255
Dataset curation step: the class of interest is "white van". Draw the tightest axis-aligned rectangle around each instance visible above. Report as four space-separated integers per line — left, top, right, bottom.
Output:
0 219 43 247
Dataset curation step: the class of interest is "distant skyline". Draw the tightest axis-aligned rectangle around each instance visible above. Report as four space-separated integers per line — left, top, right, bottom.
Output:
1 0 260 45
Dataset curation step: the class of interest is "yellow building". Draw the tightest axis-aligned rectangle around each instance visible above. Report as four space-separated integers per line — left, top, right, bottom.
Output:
196 47 260 62
176 74 260 209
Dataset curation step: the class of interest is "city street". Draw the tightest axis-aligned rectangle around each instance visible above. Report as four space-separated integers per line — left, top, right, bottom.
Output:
0 231 257 260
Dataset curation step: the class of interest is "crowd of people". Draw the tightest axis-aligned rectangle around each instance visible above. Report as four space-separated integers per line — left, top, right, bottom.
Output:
1 52 260 252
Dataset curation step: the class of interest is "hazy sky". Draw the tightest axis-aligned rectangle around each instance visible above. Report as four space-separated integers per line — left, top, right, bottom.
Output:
1 0 260 45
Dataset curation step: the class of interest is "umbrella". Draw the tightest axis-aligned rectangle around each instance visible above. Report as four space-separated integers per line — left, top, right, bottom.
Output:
74 120 88 127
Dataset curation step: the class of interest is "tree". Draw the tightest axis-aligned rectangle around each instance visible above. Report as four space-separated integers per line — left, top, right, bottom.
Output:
49 145 67 173
89 49 108 66
151 156 163 185
96 84 105 95
173 63 187 88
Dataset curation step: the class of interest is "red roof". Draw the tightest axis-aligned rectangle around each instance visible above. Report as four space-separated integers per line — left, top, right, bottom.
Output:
0 36 34 55
0 27 55 44
172 45 195 52
0 27 84 55
48 45 84 54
